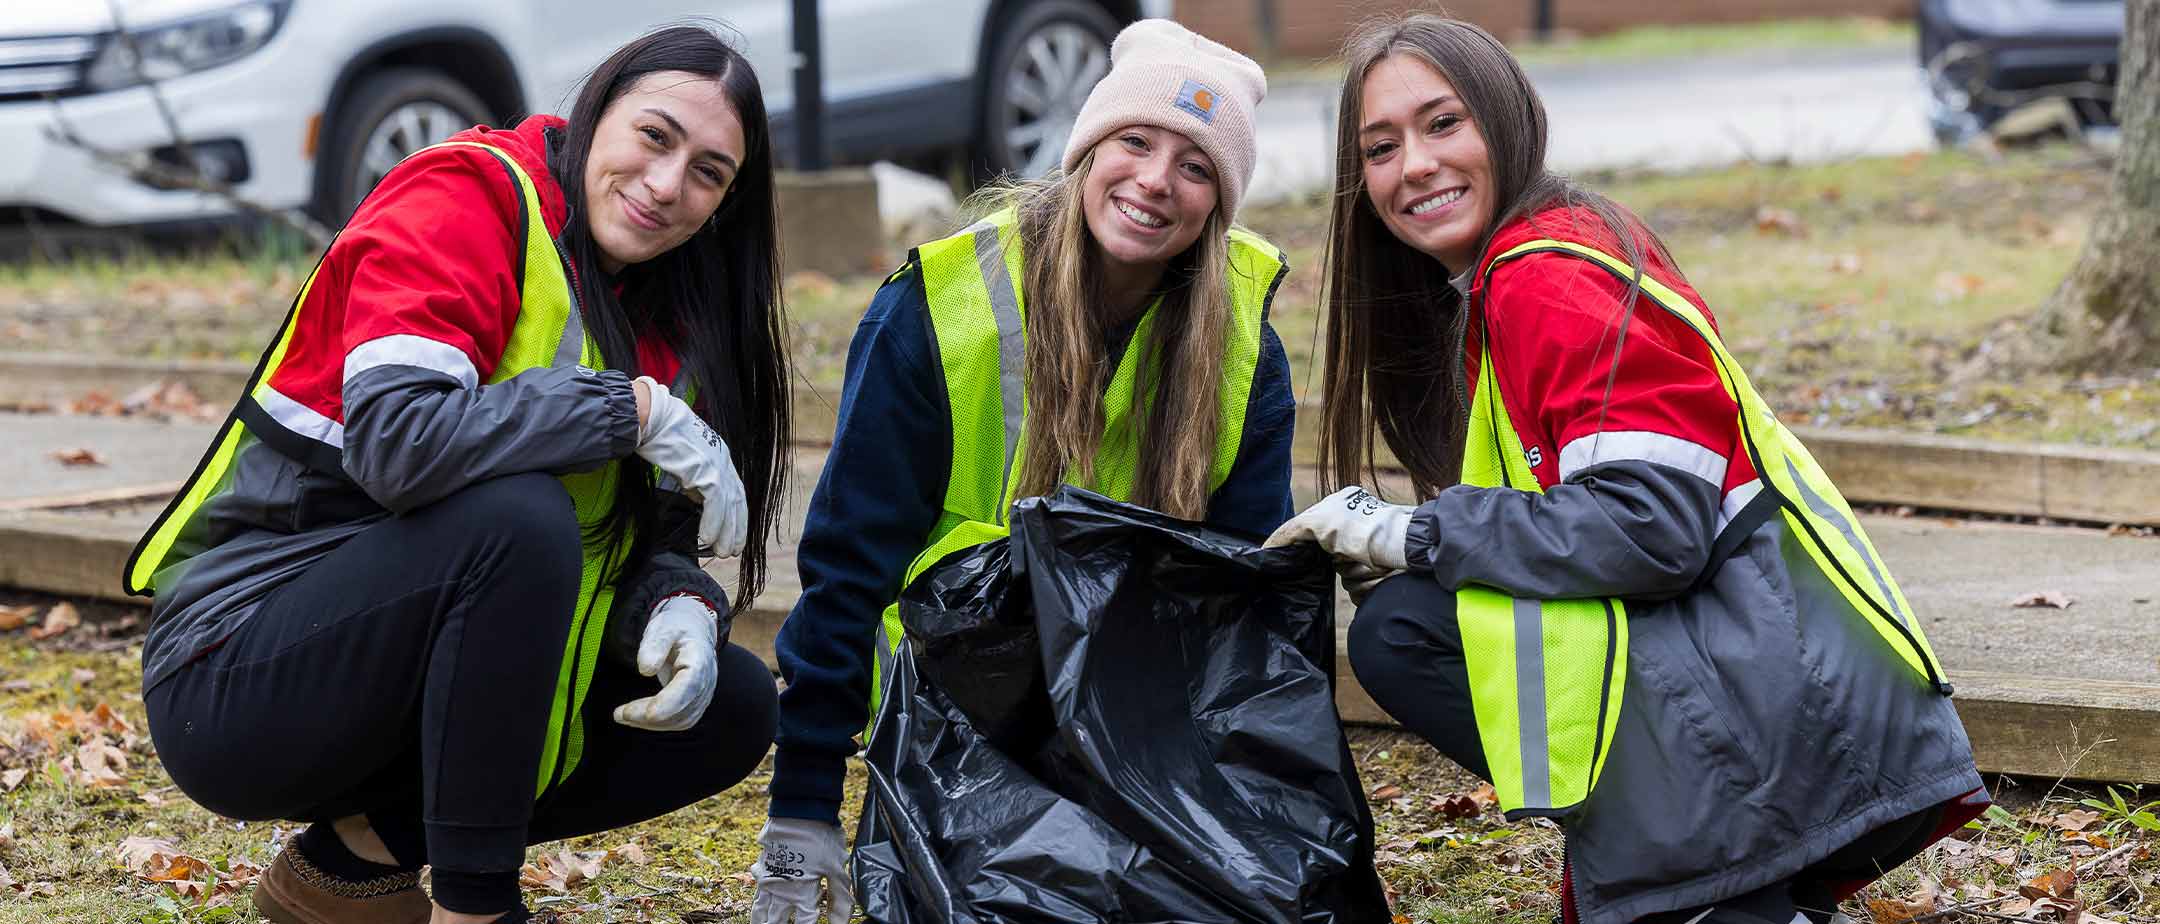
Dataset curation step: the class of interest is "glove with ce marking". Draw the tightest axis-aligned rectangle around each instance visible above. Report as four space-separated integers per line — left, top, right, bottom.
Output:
1264 485 1416 572
634 376 748 557
611 594 719 732
750 818 854 924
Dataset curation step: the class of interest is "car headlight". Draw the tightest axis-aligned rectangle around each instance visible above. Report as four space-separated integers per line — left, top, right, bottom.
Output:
84 0 288 92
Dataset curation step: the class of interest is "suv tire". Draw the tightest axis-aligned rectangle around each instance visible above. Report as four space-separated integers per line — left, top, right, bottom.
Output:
312 68 493 226
975 0 1120 182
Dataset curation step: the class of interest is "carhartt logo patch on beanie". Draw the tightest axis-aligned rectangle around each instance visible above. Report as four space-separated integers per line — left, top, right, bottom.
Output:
1061 19 1266 218
1174 79 1218 124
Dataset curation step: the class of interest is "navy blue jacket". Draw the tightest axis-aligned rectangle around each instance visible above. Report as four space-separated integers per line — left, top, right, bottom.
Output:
770 262 1298 822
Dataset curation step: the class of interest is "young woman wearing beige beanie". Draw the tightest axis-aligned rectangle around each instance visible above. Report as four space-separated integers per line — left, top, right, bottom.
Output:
748 19 1297 924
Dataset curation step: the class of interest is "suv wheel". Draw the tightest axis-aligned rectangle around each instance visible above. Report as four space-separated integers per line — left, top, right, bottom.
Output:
313 68 492 225
978 0 1120 181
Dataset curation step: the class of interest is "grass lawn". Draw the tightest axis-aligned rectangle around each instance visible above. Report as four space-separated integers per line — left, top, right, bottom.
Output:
5 143 2149 450
1256 15 1915 82
0 595 2154 923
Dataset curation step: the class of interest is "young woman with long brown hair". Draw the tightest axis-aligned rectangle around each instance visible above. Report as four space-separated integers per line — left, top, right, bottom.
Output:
752 20 1298 923
1267 15 1986 924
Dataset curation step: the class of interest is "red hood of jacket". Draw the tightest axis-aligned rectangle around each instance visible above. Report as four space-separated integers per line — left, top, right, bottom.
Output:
448 114 572 237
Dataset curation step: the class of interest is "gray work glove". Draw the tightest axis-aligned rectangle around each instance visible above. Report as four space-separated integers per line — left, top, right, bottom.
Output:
611 594 719 731
750 818 853 924
1264 486 1413 571
1336 558 1396 606
633 376 748 557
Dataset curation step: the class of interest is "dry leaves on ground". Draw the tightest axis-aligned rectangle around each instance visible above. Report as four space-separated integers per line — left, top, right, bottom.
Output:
27 602 80 640
1753 206 1807 237
49 447 107 467
0 605 33 632
1865 882 1937 924
61 381 218 423
2009 590 2077 609
1431 783 1499 820
114 836 261 905
521 849 608 893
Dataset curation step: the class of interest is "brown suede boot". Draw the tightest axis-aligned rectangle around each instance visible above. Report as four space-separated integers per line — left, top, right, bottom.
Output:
251 842 433 924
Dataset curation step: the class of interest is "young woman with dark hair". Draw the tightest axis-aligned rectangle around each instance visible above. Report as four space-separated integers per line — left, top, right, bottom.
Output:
1266 15 1987 924
128 25 788 924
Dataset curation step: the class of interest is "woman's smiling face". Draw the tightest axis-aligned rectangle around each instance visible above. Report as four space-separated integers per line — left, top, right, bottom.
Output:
1079 124 1219 278
582 70 746 272
1357 54 1495 273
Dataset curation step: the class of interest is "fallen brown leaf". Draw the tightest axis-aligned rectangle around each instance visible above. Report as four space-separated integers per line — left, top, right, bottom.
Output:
519 849 606 893
1866 894 1935 924
67 390 121 416
1753 206 1807 237
28 602 81 640
116 836 213 883
1371 784 1403 800
71 668 96 685
1433 792 1482 819
2051 809 2103 832
607 843 648 865
2019 866 2076 901
1934 272 1986 300
2009 590 2076 610
71 737 129 787
0 768 25 792
0 606 32 632
50 447 107 467
91 702 133 735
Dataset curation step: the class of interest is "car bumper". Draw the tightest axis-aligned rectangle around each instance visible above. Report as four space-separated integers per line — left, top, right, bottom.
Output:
0 34 323 227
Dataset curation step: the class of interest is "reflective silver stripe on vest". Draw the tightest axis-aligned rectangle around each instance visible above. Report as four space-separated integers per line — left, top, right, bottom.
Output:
554 292 587 369
970 222 1027 510
1513 596 1551 809
1785 457 1909 630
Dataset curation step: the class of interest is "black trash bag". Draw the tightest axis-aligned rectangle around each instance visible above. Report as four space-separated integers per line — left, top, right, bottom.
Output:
852 487 1390 924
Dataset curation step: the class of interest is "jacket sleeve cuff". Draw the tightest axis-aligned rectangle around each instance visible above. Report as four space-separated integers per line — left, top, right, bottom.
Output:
768 748 848 825
1405 504 1441 571
595 369 641 457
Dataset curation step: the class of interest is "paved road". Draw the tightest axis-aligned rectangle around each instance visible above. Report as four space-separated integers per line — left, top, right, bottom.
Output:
7 411 2154 686
877 47 1935 224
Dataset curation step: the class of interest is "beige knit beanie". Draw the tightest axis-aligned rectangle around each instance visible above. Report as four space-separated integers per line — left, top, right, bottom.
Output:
1061 19 1267 219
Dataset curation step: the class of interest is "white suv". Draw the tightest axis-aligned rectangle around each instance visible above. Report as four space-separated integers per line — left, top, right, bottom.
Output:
0 0 1159 232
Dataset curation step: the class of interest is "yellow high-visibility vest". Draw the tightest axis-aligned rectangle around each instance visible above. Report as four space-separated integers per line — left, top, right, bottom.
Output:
1457 238 1951 818
127 141 645 797
865 208 1286 724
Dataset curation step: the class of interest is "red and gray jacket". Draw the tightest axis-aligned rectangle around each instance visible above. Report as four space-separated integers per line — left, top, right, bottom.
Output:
132 116 721 733
1400 206 1985 924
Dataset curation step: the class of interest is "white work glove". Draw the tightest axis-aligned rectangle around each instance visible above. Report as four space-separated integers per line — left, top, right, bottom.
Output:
611 594 719 732
1264 486 1415 572
634 376 748 557
750 818 854 924
1336 559 1396 606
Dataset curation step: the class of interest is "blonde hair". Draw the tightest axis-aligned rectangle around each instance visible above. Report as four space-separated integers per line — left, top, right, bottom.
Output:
960 151 1233 520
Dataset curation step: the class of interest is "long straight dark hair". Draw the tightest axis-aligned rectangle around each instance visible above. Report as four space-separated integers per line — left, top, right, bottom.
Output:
553 24 790 613
1319 14 1671 499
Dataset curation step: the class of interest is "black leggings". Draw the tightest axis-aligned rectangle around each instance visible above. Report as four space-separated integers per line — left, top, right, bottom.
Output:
147 474 777 890
1347 573 1943 924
